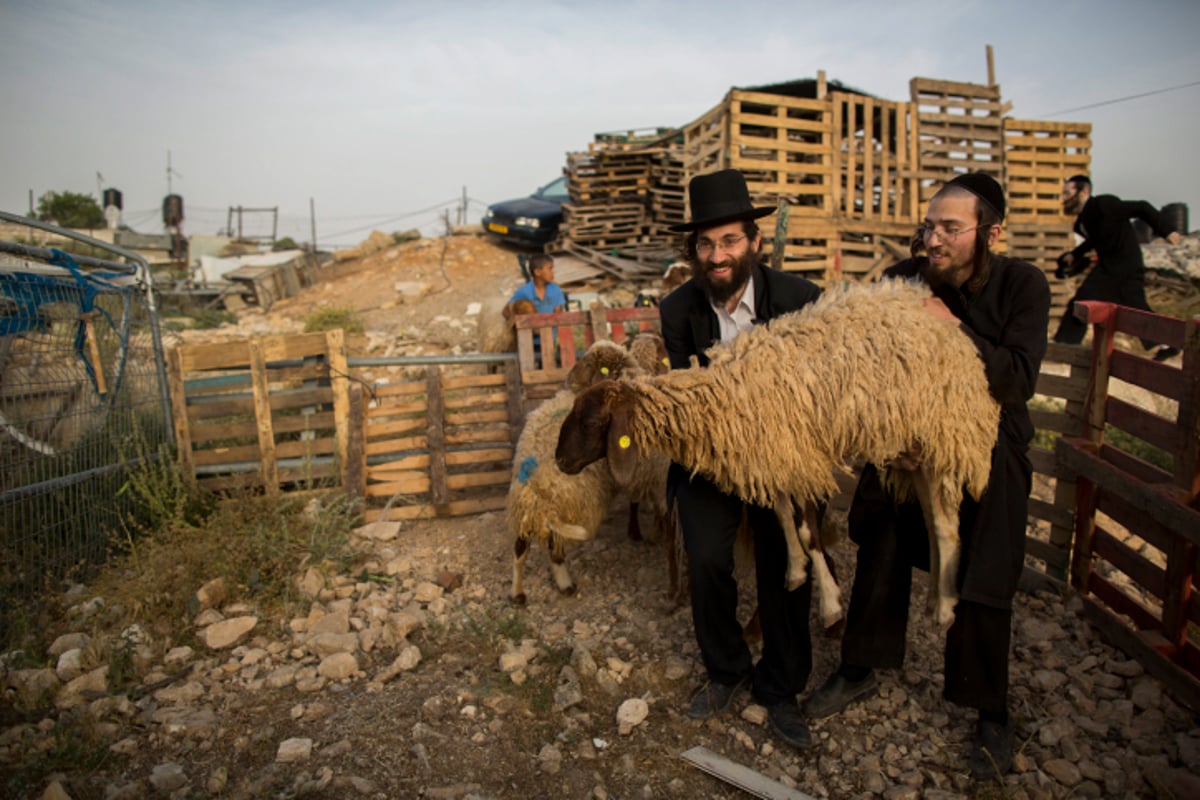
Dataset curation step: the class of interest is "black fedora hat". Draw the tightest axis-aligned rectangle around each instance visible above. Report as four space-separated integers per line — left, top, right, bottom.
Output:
669 169 776 232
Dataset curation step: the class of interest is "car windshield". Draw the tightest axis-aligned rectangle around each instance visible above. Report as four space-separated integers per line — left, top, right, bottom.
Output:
535 176 568 201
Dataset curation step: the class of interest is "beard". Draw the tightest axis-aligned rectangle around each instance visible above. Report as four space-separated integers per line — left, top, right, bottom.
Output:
1062 193 1084 215
921 244 971 289
693 246 756 304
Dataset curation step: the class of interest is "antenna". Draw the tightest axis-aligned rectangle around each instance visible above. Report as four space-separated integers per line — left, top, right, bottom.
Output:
166 150 183 194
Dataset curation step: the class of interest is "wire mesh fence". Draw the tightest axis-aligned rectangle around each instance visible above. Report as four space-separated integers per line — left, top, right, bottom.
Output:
0 215 172 638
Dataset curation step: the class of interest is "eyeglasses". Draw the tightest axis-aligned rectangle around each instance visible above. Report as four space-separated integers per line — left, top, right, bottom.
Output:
695 234 746 256
917 224 983 243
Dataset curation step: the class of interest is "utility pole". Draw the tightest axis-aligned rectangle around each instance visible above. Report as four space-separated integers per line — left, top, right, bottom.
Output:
310 197 317 251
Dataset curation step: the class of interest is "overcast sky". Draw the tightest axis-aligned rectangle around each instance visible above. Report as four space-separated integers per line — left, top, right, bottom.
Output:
3 0 1198 246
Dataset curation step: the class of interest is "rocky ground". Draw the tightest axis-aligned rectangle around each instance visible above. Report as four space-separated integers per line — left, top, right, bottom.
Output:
3 231 1199 799
5 506 1199 799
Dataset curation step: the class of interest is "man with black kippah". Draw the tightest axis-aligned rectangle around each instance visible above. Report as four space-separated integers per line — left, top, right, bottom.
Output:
1054 175 1183 361
662 169 823 750
803 173 1051 780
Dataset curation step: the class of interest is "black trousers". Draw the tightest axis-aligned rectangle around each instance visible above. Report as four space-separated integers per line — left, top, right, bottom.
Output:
672 465 813 706
1053 268 1158 349
838 465 1013 715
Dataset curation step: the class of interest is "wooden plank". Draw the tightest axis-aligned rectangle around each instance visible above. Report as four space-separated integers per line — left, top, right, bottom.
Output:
1105 396 1178 459
426 366 448 505
346 383 365 499
680 746 817 800
325 328 351 490
366 475 431 496
1025 535 1070 571
365 435 428 457
1097 442 1173 486
1058 439 1200 546
167 347 195 483
446 470 510 490
1109 350 1187 403
1092 527 1166 601
365 494 507 522
1088 571 1160 631
248 338 278 492
445 447 512 467
1079 596 1200 712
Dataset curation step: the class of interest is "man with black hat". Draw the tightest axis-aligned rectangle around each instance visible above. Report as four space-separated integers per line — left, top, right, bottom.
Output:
803 173 1051 780
1053 175 1183 361
659 169 823 749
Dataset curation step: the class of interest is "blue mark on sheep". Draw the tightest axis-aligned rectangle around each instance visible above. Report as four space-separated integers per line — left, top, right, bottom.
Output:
517 456 537 484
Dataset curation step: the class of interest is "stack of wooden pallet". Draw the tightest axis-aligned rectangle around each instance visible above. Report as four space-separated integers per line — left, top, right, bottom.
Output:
910 77 1006 203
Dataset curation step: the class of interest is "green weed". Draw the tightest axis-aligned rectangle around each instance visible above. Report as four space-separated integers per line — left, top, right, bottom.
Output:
304 307 364 334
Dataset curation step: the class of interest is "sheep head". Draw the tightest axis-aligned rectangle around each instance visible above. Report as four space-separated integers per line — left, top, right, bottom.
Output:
627 331 669 376
555 380 639 486
565 340 640 393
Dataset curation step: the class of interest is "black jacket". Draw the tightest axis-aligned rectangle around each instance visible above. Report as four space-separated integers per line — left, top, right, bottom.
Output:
1071 194 1175 279
659 262 822 367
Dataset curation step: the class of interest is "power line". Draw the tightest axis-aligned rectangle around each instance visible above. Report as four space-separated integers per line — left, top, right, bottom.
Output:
1037 78 1200 117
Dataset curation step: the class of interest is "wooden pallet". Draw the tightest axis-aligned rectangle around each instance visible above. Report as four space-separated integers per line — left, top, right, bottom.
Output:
1004 118 1092 220
910 77 1005 200
830 92 919 222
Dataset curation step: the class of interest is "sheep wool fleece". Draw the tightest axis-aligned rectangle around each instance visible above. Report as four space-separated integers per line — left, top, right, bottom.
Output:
840 253 1050 713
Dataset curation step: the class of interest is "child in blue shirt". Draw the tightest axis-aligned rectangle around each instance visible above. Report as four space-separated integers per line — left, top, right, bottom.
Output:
504 254 565 367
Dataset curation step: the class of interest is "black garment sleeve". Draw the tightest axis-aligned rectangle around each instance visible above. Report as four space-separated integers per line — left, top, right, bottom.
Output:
956 263 1050 407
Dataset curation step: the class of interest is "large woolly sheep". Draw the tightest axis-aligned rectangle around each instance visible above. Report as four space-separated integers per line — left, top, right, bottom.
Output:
555 278 1001 630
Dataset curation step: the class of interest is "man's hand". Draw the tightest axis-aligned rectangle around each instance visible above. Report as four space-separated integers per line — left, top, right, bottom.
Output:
1055 252 1088 280
922 296 956 322
1166 232 1182 246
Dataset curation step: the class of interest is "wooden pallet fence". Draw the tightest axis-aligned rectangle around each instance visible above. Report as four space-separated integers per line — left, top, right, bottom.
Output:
680 97 730 179
830 92 919 222
727 90 834 213
910 77 1005 202
513 305 661 404
1004 119 1091 221
168 330 351 493
358 362 522 522
1057 301 1200 710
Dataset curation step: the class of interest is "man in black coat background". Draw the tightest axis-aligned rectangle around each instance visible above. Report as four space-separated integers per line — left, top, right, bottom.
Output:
660 169 823 749
1053 174 1183 360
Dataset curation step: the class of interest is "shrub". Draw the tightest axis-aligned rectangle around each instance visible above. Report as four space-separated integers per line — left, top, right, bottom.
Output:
304 307 364 334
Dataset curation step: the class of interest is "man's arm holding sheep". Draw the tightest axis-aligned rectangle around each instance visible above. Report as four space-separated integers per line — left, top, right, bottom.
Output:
925 267 1050 406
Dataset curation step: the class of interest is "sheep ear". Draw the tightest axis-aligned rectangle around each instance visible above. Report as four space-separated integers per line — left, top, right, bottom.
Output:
606 406 638 486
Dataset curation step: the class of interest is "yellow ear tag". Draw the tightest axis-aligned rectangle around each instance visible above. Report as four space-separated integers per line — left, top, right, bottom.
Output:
618 435 632 449
600 367 609 375
661 357 669 366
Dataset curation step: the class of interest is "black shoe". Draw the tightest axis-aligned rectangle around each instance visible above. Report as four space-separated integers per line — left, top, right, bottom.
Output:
686 676 748 720
803 670 878 719
1153 345 1181 362
767 701 814 750
968 717 1015 780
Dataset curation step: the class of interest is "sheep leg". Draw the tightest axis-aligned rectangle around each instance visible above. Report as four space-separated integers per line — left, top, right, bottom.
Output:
914 470 961 632
801 500 844 629
626 501 643 542
511 536 531 606
547 535 577 597
773 496 810 591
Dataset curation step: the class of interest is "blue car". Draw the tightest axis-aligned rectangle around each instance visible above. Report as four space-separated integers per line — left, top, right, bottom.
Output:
481 176 568 248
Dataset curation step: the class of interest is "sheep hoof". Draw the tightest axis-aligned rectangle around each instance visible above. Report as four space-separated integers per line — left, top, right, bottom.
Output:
510 593 527 606
558 584 577 597
935 600 957 633
785 570 807 592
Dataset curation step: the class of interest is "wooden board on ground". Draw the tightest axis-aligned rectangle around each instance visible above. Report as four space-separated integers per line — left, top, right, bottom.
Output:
680 747 818 800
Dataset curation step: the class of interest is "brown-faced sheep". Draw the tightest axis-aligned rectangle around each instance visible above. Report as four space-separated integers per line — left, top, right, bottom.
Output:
555 278 1000 631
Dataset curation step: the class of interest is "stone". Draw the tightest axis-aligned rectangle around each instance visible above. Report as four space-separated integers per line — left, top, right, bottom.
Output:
413 581 443 603
317 652 359 680
616 698 649 735
308 632 359 657
41 780 72 800
356 520 401 541
1042 759 1082 786
553 666 583 712
276 737 313 763
149 762 188 792
55 666 108 710
163 646 194 666
200 616 257 650
195 577 228 611
55 648 85 682
47 632 89 657
308 608 351 636
154 680 206 705
297 567 325 598
388 609 424 640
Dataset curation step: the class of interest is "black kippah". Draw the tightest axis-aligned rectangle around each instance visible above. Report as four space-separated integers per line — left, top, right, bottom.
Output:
946 173 1006 220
